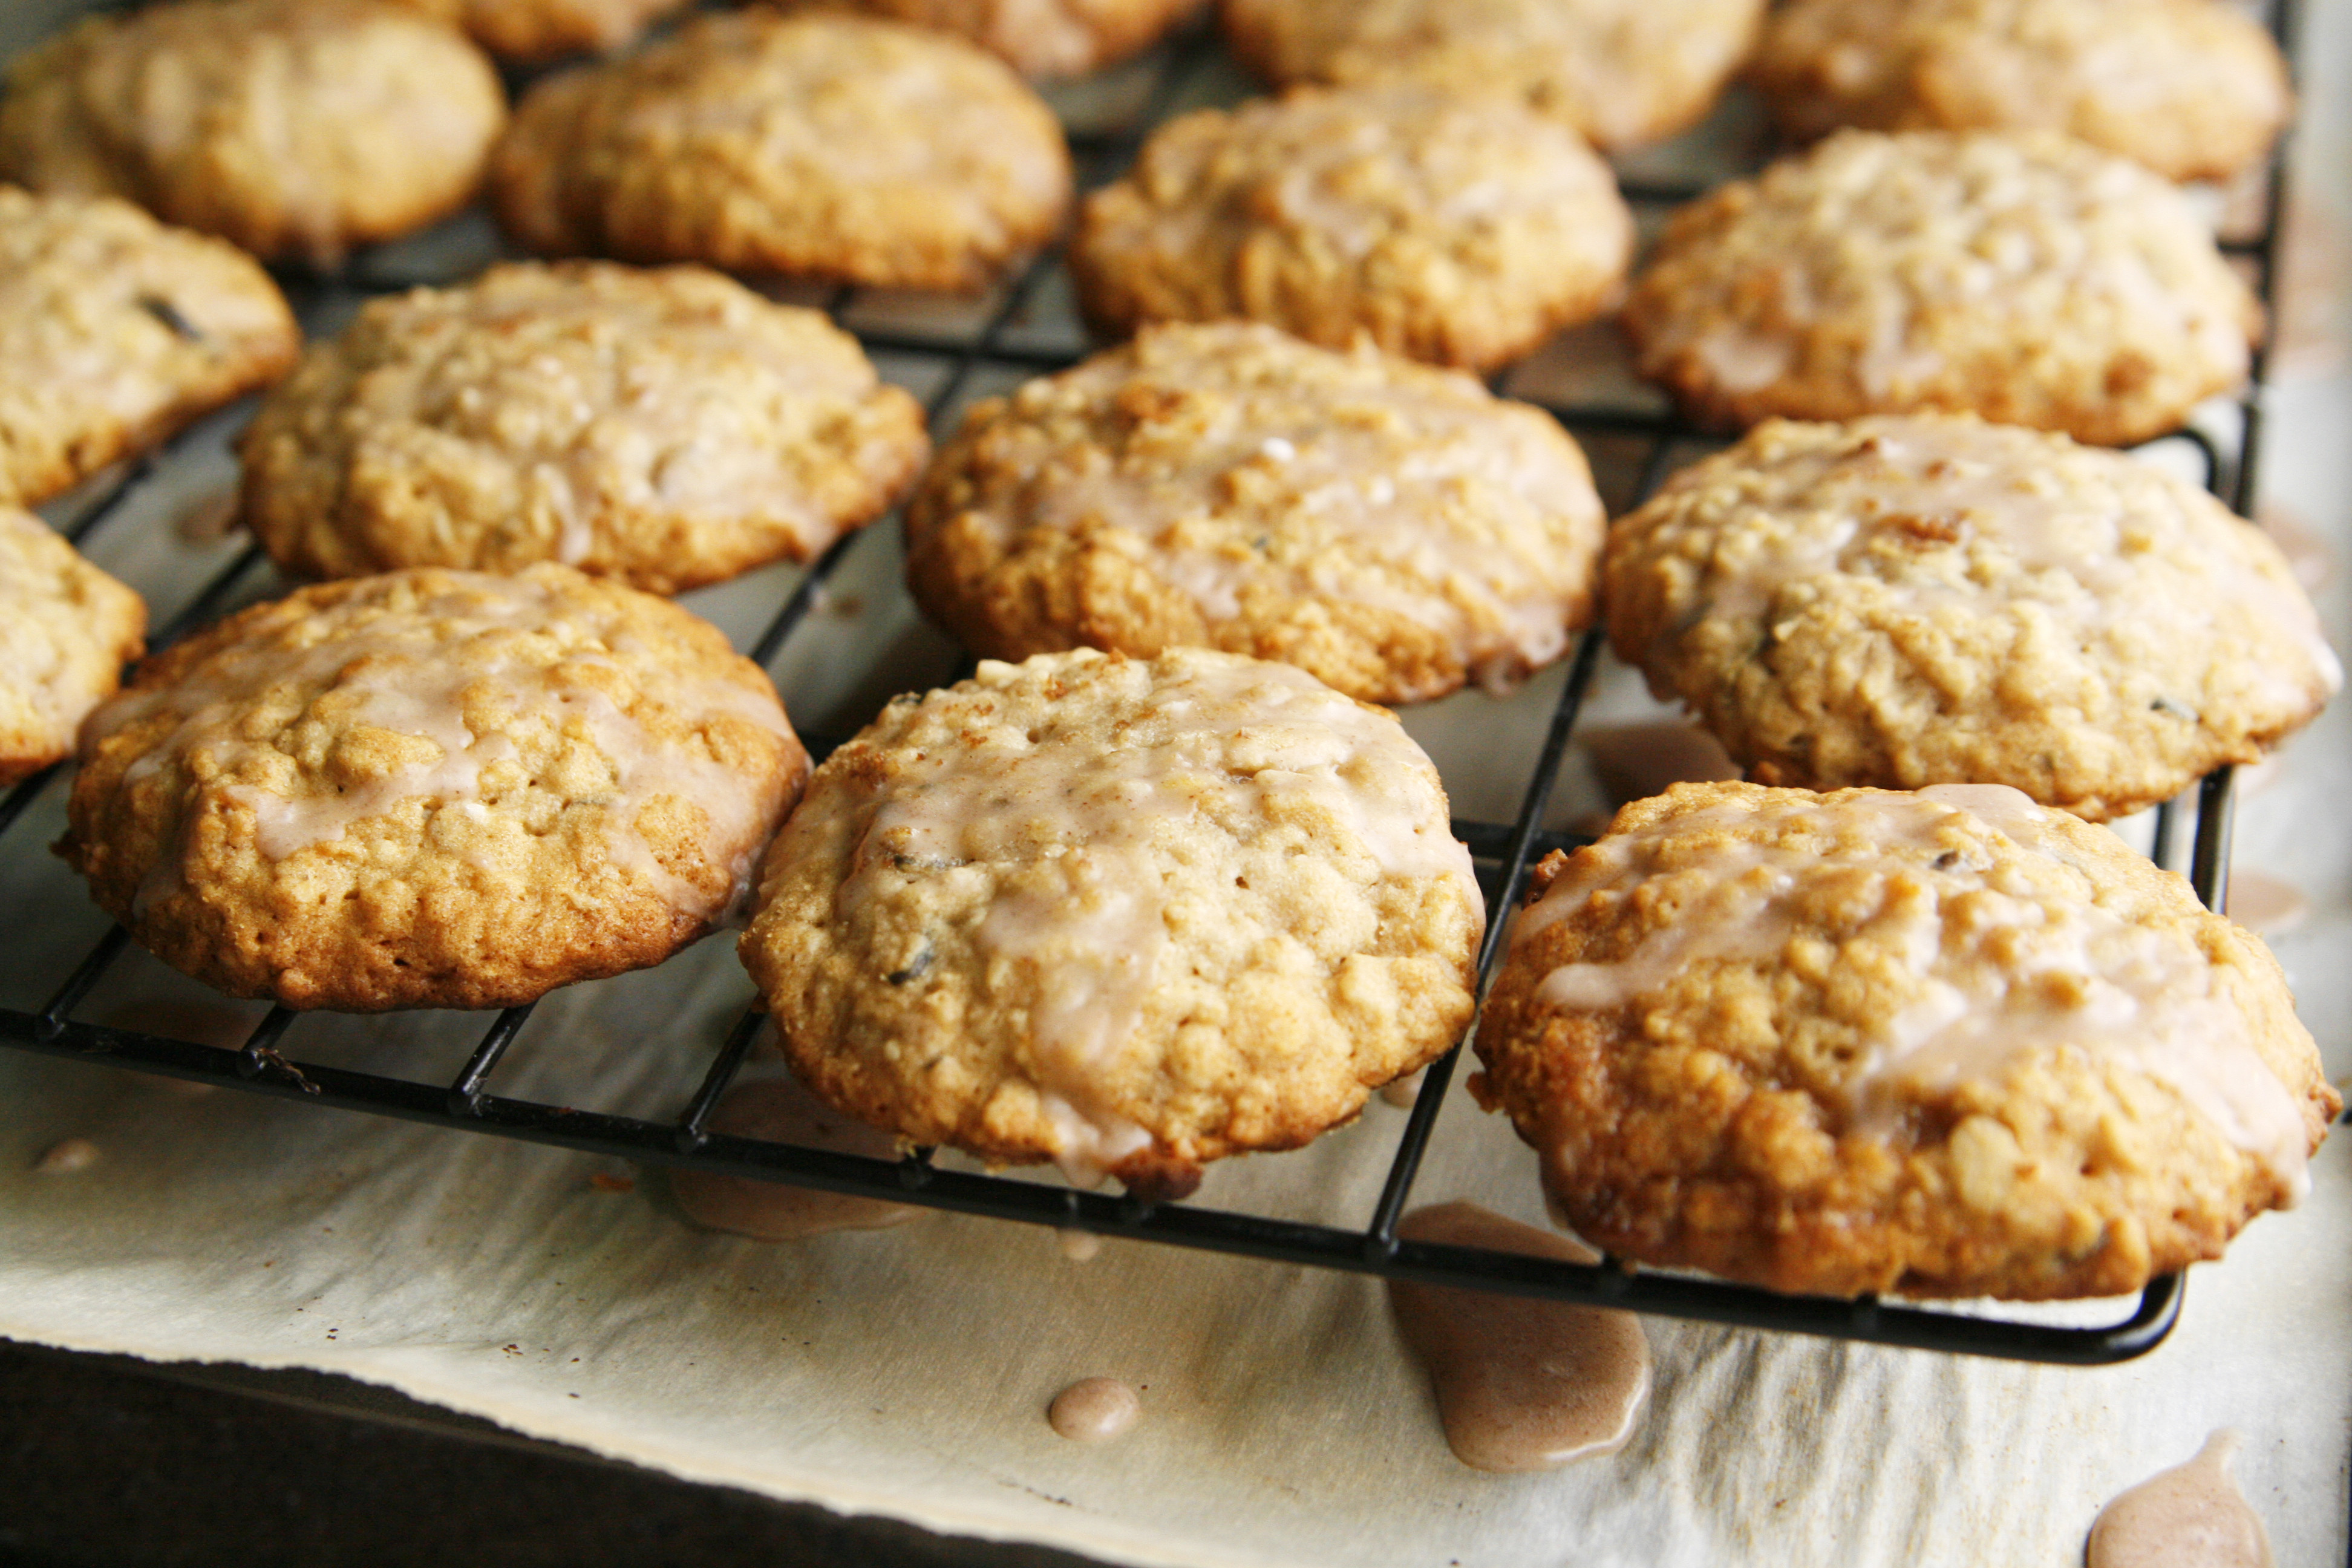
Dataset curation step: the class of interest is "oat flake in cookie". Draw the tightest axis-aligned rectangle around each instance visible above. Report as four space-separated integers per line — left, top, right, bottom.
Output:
491 12 1073 292
0 0 507 267
1621 131 2261 447
1071 86 1633 373
0 189 299 509
1219 0 1766 152
1750 0 2292 185
1604 416 2341 821
739 648 1484 1197
904 323 1607 705
1473 781 2339 1301
239 262 929 596
62 566 808 1013
0 509 145 786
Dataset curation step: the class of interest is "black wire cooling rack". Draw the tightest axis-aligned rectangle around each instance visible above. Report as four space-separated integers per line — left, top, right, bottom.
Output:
0 0 2314 1368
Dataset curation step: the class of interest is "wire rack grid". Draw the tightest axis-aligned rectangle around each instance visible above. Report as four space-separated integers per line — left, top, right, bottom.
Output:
0 1 2311 1368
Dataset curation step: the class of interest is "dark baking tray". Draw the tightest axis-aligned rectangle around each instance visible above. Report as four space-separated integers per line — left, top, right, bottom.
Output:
0 0 2313 1367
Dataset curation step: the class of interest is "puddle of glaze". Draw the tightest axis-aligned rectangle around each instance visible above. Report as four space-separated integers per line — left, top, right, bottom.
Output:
1379 1067 1426 1109
1057 1227 1102 1262
670 1076 924 1241
173 488 243 544
33 1137 99 1174
1578 722 1742 806
2226 871 2310 936
1387 1201 1651 1472
2088 1431 2274 1568
1048 1377 1140 1442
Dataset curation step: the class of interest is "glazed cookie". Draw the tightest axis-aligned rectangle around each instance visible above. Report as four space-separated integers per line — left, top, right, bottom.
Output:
1750 0 2291 185
1621 131 2261 446
1474 781 2339 1299
0 509 145 785
382 0 690 61
239 262 930 596
740 647 1484 1196
0 188 298 509
777 0 1206 79
62 566 808 1012
1605 416 2341 820
1070 86 1633 372
0 0 507 266
1218 0 1767 152
492 12 1074 291
904 322 1607 705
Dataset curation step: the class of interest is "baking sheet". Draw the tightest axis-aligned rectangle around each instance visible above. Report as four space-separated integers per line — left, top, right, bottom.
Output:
4 3 2351 1563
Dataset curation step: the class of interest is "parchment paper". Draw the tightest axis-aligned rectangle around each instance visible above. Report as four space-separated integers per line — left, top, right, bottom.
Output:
3 4 2350 1561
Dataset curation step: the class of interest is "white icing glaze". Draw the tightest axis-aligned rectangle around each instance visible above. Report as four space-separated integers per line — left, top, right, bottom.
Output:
1664 420 2342 709
93 573 790 921
994 341 1595 691
1516 784 2312 1198
837 655 1481 1185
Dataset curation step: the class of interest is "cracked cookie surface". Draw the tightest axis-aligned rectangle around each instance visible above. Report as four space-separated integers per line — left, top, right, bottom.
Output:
0 187 298 508
1621 131 2261 446
1071 85 1632 372
1474 780 2338 1299
240 261 928 595
906 322 1607 705
1604 416 2339 820
1219 0 1766 151
1750 0 2291 184
64 564 808 1011
0 0 506 265
739 647 1483 1196
0 508 145 785
491 11 1073 290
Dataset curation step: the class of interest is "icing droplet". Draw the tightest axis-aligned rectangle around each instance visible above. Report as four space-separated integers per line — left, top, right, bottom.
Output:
671 1076 922 1242
2226 872 2309 937
1048 1377 1140 1442
33 1137 99 1174
1057 1227 1102 1263
1388 1202 1651 1472
1379 1068 1426 1109
2088 1431 2273 1568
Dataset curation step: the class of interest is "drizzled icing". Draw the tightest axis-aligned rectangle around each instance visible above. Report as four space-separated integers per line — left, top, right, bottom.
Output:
1515 784 2313 1199
1641 419 2342 709
90 571 792 922
948 325 1602 697
833 652 1482 1184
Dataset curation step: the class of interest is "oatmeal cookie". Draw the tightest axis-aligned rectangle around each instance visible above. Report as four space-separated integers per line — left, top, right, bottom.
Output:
1218 0 1767 152
0 188 298 508
491 12 1074 291
739 647 1484 1196
62 565 808 1012
0 0 507 266
1604 416 2340 820
1473 780 2339 1299
904 322 1607 705
239 261 929 596
1070 86 1633 371
771 0 1205 79
1621 131 2261 446
1750 0 2291 185
0 509 145 785
382 0 690 61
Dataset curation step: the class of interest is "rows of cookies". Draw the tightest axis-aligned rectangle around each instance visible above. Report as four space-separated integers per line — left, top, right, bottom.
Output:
0 0 2335 1298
